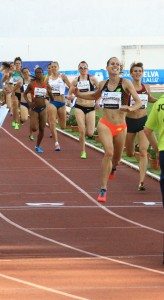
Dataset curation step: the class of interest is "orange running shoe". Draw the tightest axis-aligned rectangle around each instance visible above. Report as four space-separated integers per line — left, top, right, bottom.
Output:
109 168 116 180
97 189 107 202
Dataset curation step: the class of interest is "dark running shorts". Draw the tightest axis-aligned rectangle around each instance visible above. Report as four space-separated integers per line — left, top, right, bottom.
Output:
126 115 147 133
75 103 95 114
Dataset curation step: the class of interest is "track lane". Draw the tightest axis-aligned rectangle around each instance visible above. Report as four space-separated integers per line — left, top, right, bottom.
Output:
0 115 164 299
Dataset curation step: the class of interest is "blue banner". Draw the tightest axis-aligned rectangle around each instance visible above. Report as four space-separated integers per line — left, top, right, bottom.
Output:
61 69 164 85
1 60 164 88
59 69 108 83
22 61 52 72
122 69 164 85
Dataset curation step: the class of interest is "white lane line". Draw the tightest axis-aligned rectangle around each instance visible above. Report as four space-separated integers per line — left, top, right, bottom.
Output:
1 127 163 235
0 205 162 210
26 202 64 207
134 202 161 206
1 127 164 276
0 273 89 300
1 212 164 275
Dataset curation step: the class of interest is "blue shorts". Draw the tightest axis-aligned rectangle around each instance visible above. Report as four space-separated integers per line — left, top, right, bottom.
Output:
15 92 21 102
50 100 65 109
20 102 29 109
33 104 46 113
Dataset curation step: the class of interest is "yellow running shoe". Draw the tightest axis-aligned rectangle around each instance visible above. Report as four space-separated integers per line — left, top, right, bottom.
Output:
14 123 19 130
81 152 87 159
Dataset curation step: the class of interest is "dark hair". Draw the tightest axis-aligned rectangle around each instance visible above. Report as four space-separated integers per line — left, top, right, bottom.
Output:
14 56 22 65
22 67 30 72
130 62 144 73
106 57 123 72
2 61 10 69
35 67 43 73
78 61 88 68
106 57 118 66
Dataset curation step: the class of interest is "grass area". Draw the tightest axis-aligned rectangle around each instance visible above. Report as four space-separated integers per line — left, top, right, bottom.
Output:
63 92 163 176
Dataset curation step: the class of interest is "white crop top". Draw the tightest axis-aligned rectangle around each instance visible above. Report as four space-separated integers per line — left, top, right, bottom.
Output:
48 75 65 96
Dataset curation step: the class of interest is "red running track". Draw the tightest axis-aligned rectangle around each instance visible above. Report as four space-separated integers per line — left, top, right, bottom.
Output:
0 114 164 300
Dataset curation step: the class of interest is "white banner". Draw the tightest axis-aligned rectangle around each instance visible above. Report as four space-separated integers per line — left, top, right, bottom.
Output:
0 105 9 127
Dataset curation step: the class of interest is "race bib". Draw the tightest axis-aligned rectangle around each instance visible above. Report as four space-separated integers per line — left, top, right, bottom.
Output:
102 92 122 109
34 87 47 98
77 80 90 92
13 76 22 85
51 84 61 95
130 94 148 109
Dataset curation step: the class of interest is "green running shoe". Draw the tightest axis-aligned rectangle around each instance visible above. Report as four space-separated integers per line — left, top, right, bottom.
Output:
14 123 19 130
81 152 87 159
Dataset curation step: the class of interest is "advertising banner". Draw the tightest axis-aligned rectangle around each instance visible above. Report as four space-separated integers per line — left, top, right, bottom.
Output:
0 61 164 88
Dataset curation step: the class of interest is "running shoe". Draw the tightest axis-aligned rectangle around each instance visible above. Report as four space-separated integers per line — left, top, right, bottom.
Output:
138 182 146 191
81 152 87 159
35 146 44 153
109 168 116 180
55 143 61 151
14 123 19 130
12 121 16 127
97 189 107 202
20 119 24 125
29 135 34 141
